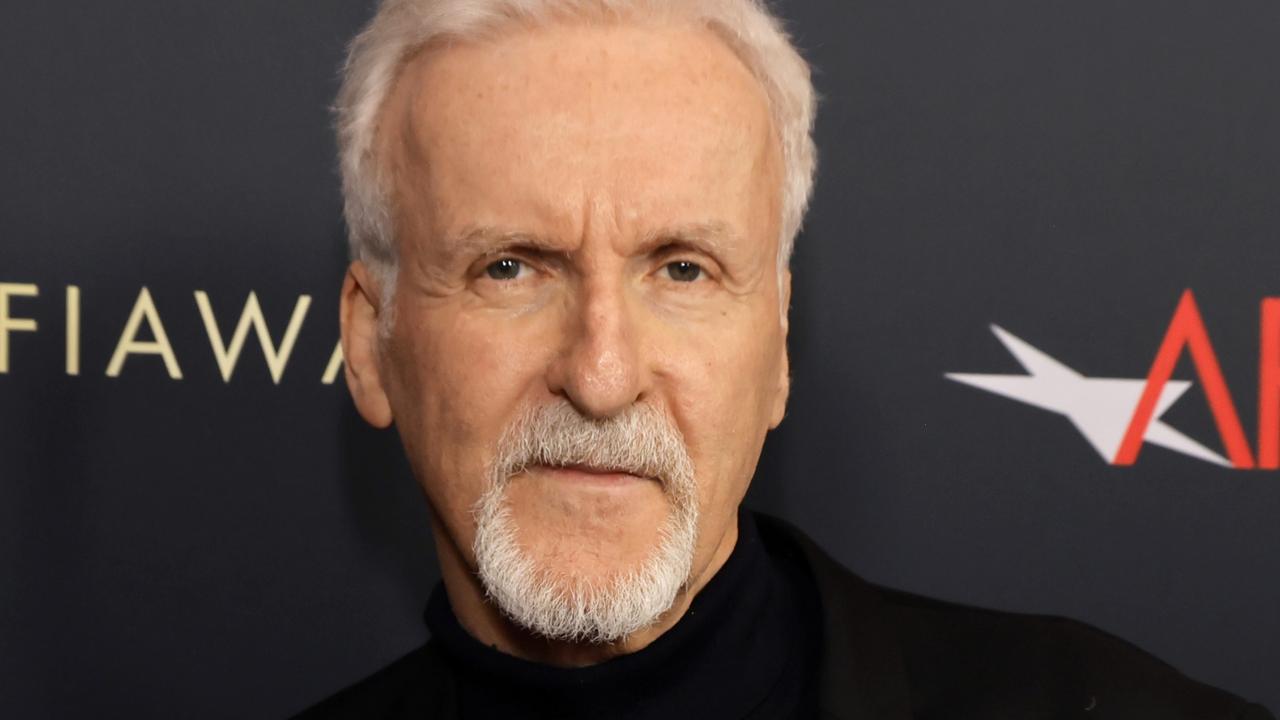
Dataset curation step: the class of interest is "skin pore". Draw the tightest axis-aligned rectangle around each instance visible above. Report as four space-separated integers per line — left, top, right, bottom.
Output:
340 17 792 667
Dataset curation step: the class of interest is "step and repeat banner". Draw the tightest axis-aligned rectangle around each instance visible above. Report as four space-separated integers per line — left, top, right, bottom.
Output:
2 0 1276 716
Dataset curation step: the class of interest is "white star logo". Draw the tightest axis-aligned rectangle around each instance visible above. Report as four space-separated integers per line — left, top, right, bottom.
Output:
946 326 1231 467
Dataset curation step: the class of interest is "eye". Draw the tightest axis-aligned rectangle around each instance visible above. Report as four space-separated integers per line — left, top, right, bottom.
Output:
485 258 525 281
664 260 704 283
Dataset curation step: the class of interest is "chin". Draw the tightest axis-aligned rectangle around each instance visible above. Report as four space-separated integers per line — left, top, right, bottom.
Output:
472 478 700 644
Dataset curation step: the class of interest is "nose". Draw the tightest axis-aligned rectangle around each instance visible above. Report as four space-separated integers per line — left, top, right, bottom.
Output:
546 278 645 419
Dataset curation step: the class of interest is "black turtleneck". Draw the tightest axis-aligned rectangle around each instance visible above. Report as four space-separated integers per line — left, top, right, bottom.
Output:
423 509 823 719
301 511 1276 720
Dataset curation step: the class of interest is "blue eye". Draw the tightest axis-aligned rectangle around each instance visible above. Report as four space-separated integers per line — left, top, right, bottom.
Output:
486 258 524 280
665 261 703 282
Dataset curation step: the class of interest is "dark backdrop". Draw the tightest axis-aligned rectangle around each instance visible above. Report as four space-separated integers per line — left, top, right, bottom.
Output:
2 1 1276 716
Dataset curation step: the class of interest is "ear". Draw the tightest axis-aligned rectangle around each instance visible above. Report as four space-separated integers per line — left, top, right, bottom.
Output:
768 269 791 429
340 261 394 428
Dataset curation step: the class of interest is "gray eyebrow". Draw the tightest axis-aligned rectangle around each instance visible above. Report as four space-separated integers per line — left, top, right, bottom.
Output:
440 220 743 262
438 225 565 262
638 221 743 258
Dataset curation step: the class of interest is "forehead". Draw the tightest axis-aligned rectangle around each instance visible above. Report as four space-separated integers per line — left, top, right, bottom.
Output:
382 19 782 243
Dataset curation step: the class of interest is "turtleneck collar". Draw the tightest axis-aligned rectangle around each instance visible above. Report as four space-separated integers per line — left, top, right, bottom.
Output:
424 508 819 719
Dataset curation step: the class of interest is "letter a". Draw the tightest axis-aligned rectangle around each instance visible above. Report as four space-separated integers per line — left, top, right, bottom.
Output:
1258 299 1280 469
106 287 183 379
1114 290 1254 468
321 340 344 385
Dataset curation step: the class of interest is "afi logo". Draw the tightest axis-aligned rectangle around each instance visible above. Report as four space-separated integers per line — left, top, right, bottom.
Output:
947 291 1280 470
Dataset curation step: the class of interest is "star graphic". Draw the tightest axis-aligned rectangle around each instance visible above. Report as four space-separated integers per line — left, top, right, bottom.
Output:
946 326 1231 467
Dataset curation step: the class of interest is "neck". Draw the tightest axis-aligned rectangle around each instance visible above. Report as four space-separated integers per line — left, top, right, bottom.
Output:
430 511 740 668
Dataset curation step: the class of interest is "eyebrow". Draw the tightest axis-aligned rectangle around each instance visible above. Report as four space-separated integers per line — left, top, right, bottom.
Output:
433 226 564 267
438 220 743 263
638 221 742 260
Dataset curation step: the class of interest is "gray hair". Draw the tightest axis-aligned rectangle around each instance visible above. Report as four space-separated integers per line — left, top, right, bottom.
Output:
335 0 818 305
472 399 699 643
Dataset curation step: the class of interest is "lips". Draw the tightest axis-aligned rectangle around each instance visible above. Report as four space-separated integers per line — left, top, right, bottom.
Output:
533 463 652 484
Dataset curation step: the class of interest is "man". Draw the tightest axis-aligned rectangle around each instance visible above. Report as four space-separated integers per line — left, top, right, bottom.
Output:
299 0 1275 717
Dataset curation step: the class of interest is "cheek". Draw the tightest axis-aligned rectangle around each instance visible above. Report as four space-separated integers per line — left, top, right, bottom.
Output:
661 315 782 498
425 328 530 437
392 309 556 527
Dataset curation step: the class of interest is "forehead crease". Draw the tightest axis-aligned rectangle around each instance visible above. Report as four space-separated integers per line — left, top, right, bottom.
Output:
387 21 783 259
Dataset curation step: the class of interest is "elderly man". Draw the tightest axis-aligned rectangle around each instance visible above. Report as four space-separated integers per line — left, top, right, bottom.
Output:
299 0 1274 718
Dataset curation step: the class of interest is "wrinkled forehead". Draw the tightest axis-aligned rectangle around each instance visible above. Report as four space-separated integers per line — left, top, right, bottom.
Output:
376 17 783 251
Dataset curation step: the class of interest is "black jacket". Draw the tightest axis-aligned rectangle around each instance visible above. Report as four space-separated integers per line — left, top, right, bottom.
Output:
296 513 1274 719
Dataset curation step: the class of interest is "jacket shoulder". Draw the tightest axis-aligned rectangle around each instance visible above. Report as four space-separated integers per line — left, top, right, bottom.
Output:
752 511 1271 720
879 587 1268 719
290 643 455 719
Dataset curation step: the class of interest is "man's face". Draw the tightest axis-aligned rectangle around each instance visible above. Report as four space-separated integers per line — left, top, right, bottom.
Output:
345 19 790 634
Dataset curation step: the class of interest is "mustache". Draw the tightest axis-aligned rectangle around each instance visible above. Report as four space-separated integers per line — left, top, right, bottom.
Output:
489 400 696 496
472 399 701 644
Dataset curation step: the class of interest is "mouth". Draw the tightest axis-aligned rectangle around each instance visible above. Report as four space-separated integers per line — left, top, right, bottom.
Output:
531 463 654 486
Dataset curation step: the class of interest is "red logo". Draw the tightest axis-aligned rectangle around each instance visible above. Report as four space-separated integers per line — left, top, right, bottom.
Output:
948 291 1279 470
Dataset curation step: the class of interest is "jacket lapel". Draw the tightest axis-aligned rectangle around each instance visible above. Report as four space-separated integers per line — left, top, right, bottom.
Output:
757 513 914 720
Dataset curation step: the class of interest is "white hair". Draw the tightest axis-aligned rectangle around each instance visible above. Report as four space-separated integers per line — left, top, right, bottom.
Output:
334 0 818 307
472 399 699 643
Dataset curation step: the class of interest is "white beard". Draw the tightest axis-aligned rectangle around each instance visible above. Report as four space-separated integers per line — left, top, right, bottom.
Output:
471 400 700 644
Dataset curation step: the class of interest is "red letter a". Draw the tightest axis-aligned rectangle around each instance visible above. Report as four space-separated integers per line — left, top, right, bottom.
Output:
1259 299 1280 469
1113 290 1255 468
